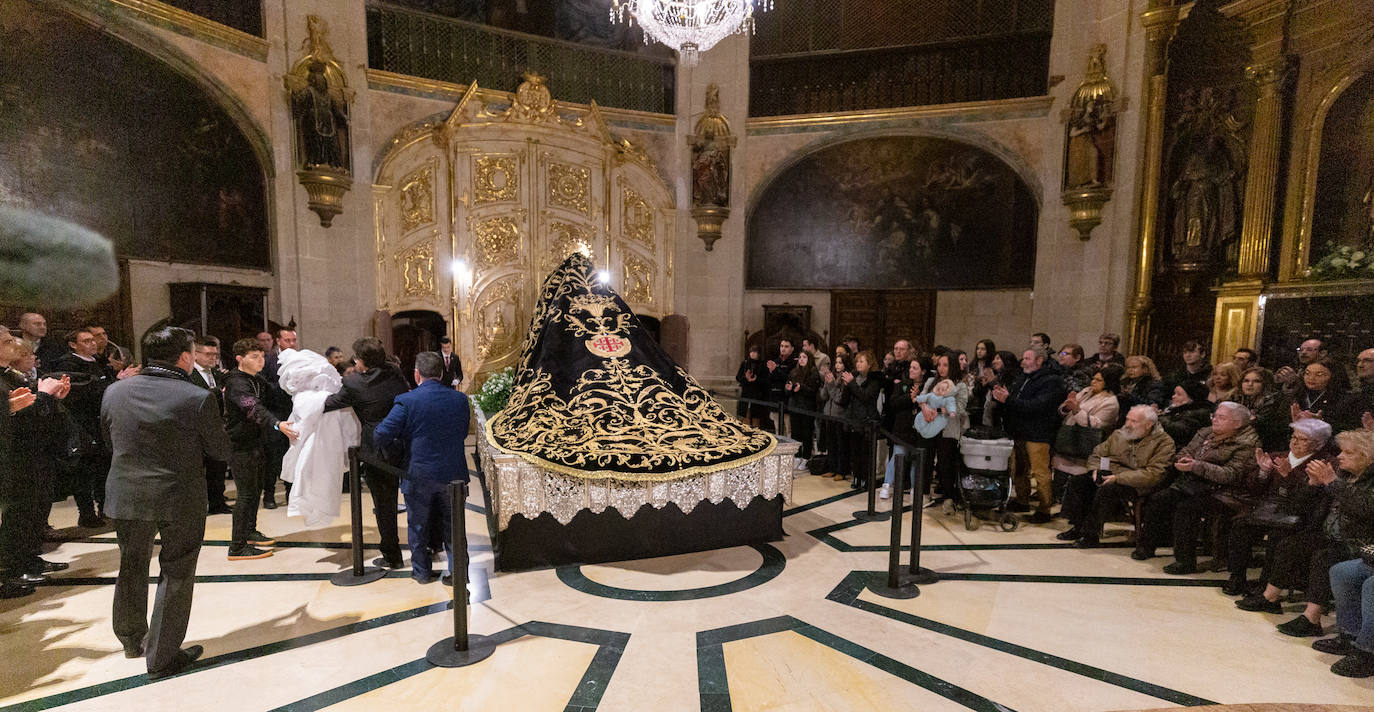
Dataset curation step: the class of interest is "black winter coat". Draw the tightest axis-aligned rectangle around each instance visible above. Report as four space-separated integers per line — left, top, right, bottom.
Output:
1001 367 1067 443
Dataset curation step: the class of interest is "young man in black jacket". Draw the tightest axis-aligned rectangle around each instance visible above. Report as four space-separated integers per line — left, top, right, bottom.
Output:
323 337 410 569
222 338 296 560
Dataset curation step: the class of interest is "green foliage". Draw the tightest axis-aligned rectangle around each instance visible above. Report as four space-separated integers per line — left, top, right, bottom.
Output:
1305 245 1374 281
473 367 516 416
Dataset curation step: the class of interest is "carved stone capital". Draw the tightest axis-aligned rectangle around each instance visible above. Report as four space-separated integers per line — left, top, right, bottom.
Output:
1245 57 1294 88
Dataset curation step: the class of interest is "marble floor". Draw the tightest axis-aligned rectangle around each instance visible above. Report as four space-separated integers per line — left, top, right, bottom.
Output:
3 460 1373 712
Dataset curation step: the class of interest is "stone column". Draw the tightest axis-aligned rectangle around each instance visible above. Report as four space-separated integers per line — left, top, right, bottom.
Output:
1124 2 1180 354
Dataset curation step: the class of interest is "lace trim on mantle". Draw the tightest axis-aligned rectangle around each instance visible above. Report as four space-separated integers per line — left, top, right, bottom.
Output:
476 429 797 529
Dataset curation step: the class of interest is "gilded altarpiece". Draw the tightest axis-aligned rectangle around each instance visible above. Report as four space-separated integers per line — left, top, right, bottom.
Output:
373 74 674 384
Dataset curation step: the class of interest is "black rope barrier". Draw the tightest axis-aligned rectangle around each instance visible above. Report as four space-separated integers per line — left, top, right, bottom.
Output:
426 479 496 667
329 447 389 587
879 429 940 586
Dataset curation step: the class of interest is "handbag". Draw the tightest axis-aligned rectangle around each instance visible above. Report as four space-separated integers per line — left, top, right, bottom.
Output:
1053 423 1106 458
1169 473 1218 497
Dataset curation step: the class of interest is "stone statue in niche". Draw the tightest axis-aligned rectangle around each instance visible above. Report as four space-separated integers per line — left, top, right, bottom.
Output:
291 60 350 170
1064 45 1117 190
1165 87 1245 267
691 85 731 208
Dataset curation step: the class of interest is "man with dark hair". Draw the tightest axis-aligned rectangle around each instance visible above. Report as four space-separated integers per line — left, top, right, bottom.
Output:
84 323 121 373
1030 332 1052 351
222 338 296 560
765 338 798 430
1083 333 1125 371
102 326 231 678
54 327 136 527
323 336 410 568
1164 340 1212 392
438 336 463 388
993 346 1068 523
375 351 471 585
1232 348 1259 372
259 328 298 509
190 336 231 515
800 337 830 372
843 335 859 357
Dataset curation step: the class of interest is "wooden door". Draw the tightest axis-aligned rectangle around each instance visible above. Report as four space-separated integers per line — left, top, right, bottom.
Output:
829 290 937 355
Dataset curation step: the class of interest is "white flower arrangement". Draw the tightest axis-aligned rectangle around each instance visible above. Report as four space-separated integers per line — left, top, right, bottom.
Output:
1307 244 1374 281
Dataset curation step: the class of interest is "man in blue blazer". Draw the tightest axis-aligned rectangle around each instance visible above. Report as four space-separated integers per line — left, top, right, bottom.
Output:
374 351 471 584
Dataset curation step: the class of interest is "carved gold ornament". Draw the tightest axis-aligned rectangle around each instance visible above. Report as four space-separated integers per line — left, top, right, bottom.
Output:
471 215 523 269
474 155 519 204
546 220 594 271
622 251 654 304
475 276 522 360
399 165 434 231
621 185 655 251
496 72 561 125
548 162 591 215
395 241 436 298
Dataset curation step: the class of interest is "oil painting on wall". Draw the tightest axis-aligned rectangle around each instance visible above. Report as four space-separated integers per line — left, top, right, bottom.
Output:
746 136 1038 290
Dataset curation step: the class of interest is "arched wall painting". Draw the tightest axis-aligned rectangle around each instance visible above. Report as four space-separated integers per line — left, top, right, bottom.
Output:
1310 71 1374 264
746 136 1038 289
0 0 269 269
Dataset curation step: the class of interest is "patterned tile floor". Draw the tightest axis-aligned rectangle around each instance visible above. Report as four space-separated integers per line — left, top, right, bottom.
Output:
2 461 1373 711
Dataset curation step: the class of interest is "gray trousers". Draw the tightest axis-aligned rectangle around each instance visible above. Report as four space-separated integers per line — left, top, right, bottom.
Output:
112 517 205 673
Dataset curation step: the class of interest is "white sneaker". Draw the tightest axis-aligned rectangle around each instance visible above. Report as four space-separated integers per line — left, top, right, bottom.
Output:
878 484 892 500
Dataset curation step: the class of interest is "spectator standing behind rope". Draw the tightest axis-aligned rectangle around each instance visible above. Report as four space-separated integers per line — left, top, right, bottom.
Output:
836 350 883 489
994 347 1067 523
819 355 850 479
784 350 822 462
927 351 970 508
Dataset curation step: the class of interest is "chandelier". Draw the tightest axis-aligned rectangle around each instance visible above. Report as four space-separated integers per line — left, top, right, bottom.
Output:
610 0 771 66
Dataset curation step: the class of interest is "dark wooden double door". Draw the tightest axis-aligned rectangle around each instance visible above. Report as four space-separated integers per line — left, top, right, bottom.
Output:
829 290 937 355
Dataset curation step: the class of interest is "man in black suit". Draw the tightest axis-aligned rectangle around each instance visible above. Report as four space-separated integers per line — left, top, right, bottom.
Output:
438 336 463 389
53 328 137 527
16 312 67 374
324 337 410 568
259 328 296 509
189 335 232 515
102 326 231 679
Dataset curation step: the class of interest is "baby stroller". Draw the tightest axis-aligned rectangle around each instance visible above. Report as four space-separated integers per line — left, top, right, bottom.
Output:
957 428 1017 532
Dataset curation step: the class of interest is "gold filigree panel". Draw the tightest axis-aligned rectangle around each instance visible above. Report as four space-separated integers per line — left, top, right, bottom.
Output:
474 155 518 204
395 241 436 299
621 184 655 252
399 164 435 232
475 276 523 361
470 215 523 270
620 247 654 304
545 218 594 273
548 162 590 215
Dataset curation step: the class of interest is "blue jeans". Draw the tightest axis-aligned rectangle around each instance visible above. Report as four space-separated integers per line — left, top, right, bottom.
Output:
883 444 913 489
401 478 455 579
1330 558 1374 653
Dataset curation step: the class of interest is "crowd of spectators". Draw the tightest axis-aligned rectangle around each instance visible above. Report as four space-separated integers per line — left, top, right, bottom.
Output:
741 330 1374 678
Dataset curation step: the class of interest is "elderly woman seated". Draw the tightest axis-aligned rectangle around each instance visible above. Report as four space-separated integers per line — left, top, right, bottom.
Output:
1235 428 1374 637
1057 405 1176 547
1133 401 1260 573
1219 418 1336 595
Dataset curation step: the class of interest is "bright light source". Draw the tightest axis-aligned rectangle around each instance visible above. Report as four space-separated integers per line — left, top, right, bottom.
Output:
597 270 611 284
452 259 472 288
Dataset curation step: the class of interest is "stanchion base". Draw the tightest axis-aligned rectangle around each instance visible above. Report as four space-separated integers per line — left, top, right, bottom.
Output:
426 634 497 668
852 510 892 522
869 582 921 599
329 566 388 587
905 567 939 585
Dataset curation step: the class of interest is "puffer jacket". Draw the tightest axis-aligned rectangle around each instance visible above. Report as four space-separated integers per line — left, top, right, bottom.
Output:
838 373 883 424
1087 422 1176 491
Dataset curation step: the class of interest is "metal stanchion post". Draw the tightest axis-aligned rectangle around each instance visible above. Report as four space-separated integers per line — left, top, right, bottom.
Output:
869 453 920 599
426 480 496 667
907 447 938 584
330 447 387 587
853 423 891 522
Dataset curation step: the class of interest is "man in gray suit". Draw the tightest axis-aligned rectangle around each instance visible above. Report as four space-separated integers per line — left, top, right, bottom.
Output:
101 326 231 679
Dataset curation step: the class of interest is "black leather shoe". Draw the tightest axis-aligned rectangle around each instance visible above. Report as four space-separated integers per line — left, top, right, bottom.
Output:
1221 576 1248 596
1130 547 1154 561
0 581 35 599
1055 527 1081 541
441 574 454 587
18 572 45 584
1276 615 1324 637
262 496 278 510
1313 634 1359 656
37 560 69 573
147 645 203 680
372 557 404 570
1331 652 1374 678
1162 560 1198 575
1236 593 1283 614
208 503 233 515
1025 511 1053 524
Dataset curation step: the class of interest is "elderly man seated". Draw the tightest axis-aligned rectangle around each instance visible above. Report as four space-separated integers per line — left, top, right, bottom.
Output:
1133 401 1260 573
1058 405 1176 547
1219 418 1335 595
